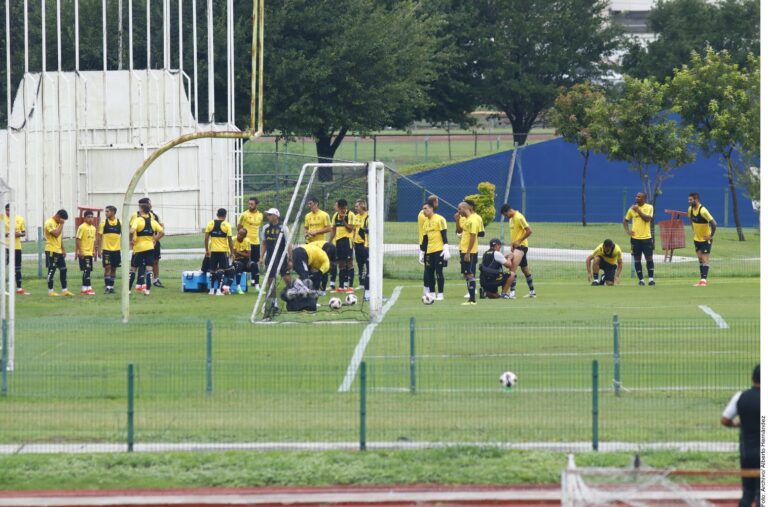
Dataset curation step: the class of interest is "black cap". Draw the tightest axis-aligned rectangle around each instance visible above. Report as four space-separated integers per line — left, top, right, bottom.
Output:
489 238 502 248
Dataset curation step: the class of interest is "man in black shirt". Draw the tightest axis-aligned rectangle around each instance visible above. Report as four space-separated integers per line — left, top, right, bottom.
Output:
721 364 760 507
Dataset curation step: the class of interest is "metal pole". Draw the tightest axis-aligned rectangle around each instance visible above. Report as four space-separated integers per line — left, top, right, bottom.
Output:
613 314 620 397
192 0 198 123
206 0 214 122
145 0 150 69
723 187 729 226
409 317 416 394
359 361 367 451
373 136 377 161
1 320 8 395
118 0 123 69
74 0 79 69
424 137 429 162
206 320 212 394
591 360 598 451
521 187 527 216
101 0 107 71
37 227 43 278
127 363 135 452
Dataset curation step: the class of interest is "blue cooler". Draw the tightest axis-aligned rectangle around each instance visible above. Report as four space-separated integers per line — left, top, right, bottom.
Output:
181 270 209 292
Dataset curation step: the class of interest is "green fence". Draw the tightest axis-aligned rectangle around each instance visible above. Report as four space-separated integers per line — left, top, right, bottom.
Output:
0 316 757 451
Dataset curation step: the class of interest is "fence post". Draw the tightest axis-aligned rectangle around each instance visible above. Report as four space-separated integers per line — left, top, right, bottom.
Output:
409 317 416 394
373 136 377 161
206 320 213 395
592 360 599 451
521 188 527 216
473 131 478 156
613 314 620 397
127 363 135 452
723 187 729 226
496 135 501 151
1 319 8 395
37 227 43 278
354 136 359 161
424 137 429 162
359 361 367 451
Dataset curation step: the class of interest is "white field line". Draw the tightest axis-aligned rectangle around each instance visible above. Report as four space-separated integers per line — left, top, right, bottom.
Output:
698 305 729 329
0 441 738 454
370 386 741 394
337 286 402 392
367 350 746 360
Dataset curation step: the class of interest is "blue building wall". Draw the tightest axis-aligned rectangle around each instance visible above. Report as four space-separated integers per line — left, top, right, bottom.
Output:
397 137 758 226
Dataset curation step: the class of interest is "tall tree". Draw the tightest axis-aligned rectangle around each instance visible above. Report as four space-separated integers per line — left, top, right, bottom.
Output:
469 0 621 145
587 77 694 216
264 0 441 181
667 48 759 240
622 0 760 81
550 84 605 226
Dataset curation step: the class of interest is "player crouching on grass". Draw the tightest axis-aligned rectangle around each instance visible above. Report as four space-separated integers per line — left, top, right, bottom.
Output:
75 210 97 295
586 239 623 286
479 238 514 299
291 242 334 294
204 208 234 296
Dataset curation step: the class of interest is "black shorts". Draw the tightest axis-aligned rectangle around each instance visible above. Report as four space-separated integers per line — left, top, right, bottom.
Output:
293 248 311 279
460 252 478 276
335 237 353 261
481 272 509 293
154 241 161 260
133 250 155 268
45 251 66 269
598 258 617 281
515 246 529 268
102 250 122 269
354 244 368 265
630 238 654 258
694 240 712 254
250 244 261 263
5 249 22 267
208 252 230 271
79 256 94 271
424 251 447 270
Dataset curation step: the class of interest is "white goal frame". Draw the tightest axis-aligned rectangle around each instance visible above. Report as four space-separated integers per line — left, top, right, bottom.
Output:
249 162 385 323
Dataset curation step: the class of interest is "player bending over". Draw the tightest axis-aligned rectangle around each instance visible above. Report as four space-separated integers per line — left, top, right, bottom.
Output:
479 238 514 299
586 239 623 286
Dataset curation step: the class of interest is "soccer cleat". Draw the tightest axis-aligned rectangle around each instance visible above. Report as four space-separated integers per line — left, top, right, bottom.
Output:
510 290 516 299
152 279 165 288
61 289 74 297
648 280 656 286
105 287 112 294
524 291 537 298
134 284 146 292
335 287 346 293
254 284 260 291
638 280 645 286
215 290 223 296
235 286 245 295
345 287 355 293
461 300 477 306
143 289 151 296
694 279 708 287
330 282 336 290
464 293 470 298
48 291 61 297
591 280 599 286
208 289 215 295
436 293 444 301
80 290 89 295
15 288 30 295
317 290 326 297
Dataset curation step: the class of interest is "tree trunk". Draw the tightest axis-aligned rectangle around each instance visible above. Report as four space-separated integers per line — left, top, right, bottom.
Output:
725 155 746 241
314 127 349 182
502 110 537 146
581 151 590 226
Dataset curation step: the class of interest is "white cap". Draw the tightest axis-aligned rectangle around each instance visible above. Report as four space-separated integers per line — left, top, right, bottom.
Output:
265 208 280 218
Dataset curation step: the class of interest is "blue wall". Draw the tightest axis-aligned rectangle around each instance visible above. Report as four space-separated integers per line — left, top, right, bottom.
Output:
397 137 758 227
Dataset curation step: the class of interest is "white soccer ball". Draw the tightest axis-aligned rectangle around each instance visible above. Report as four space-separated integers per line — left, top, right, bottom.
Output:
329 297 343 310
421 293 435 305
499 371 518 388
345 294 358 306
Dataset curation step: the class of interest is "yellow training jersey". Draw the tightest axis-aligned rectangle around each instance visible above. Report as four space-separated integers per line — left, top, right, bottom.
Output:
76 223 97 256
354 212 369 247
422 213 447 254
98 217 122 252
44 217 64 254
304 210 331 245
592 243 622 266
509 212 531 247
238 209 263 245
458 213 482 254
302 243 330 274
688 205 714 242
233 236 252 257
132 216 163 253
205 219 233 253
332 211 355 242
624 204 654 240
417 210 427 242
4 215 25 250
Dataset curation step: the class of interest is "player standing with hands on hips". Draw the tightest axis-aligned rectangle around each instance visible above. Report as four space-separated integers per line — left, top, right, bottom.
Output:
623 192 655 286
687 192 717 287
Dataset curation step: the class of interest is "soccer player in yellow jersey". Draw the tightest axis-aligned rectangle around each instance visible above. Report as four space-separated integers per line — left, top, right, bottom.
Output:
586 239 623 286
204 208 235 296
230 227 256 295
304 196 332 245
96 205 122 294
353 199 370 301
75 210 97 295
417 195 439 242
623 191 655 286
330 199 356 292
419 201 450 301
687 192 717 286
4 204 29 295
457 201 482 304
44 209 73 296
238 197 263 289
500 204 536 299
291 241 334 292
130 202 164 296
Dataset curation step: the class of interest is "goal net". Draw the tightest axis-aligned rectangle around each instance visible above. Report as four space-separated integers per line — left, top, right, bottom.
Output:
561 455 716 507
249 162 385 323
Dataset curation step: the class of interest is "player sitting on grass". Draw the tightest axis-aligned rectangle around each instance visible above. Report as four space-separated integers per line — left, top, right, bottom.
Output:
231 228 257 295
75 210 97 295
479 238 514 299
586 239 623 286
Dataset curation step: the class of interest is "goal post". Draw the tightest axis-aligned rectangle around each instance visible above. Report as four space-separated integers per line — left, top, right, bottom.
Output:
249 162 385 323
